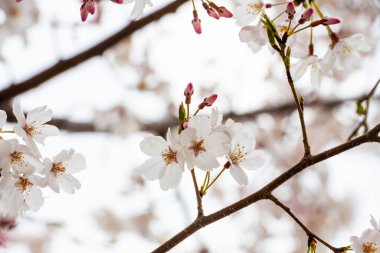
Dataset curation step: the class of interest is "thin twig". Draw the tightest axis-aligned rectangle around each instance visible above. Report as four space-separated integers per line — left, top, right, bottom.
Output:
267 194 345 253
0 0 187 105
191 169 204 217
348 78 380 140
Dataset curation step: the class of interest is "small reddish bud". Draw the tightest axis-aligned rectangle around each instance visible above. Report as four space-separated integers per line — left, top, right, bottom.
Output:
184 83 194 104
286 2 295 20
199 94 218 109
217 6 233 18
192 10 202 34
183 121 189 129
265 3 272 8
110 0 124 3
298 8 314 24
86 0 96 15
311 17 340 27
15 0 23 2
202 2 220 19
80 4 89 22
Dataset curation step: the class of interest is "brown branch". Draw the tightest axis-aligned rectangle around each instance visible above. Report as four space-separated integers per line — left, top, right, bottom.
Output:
348 78 380 140
151 123 380 253
267 194 347 253
190 169 204 217
0 0 187 105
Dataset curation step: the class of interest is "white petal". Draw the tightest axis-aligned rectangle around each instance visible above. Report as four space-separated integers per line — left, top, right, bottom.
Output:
48 175 60 193
66 153 86 174
33 124 59 144
130 0 146 20
12 101 26 126
240 150 265 170
25 186 43 212
195 152 219 171
140 135 167 156
230 166 248 185
204 132 229 157
26 106 52 125
291 58 309 81
370 215 379 231
159 163 183 191
0 110 6 128
139 157 166 180
179 128 196 147
189 115 212 139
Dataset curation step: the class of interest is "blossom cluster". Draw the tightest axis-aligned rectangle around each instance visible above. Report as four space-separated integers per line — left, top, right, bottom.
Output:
350 216 380 253
235 0 371 86
139 83 265 191
0 102 86 216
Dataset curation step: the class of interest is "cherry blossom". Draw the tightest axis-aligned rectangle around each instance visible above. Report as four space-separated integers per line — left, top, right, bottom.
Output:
130 0 153 20
350 229 380 253
0 139 42 175
0 110 6 129
291 55 330 87
234 0 264 26
0 174 44 215
12 101 59 157
41 149 86 194
324 34 371 71
140 128 185 190
239 25 267 53
180 115 229 171
224 120 265 185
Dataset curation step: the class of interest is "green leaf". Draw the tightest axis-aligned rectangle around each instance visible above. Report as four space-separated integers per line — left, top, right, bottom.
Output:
356 101 366 116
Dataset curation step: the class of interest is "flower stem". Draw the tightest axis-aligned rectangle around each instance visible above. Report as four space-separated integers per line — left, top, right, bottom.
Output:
203 167 226 192
190 169 204 217
310 0 334 36
0 130 15 134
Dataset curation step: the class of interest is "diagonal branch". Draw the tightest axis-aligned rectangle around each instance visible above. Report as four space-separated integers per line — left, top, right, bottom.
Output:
0 0 187 105
151 123 380 253
267 194 347 253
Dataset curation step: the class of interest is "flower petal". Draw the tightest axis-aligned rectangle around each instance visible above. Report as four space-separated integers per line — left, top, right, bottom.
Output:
230 166 248 185
159 163 183 191
140 135 167 156
139 156 166 180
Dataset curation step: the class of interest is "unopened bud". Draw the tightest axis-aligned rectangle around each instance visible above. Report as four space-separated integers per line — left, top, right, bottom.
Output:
298 8 314 24
110 0 124 4
198 94 218 109
216 6 233 18
202 2 220 19
80 4 89 22
286 2 295 20
178 102 186 133
86 0 96 15
192 10 202 34
184 83 194 104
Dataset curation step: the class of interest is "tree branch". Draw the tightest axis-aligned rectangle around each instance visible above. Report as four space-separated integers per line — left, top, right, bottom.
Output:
151 123 380 253
0 0 187 105
267 194 347 253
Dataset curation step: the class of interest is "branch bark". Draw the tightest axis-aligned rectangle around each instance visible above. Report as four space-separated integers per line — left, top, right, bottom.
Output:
151 124 380 253
0 0 187 105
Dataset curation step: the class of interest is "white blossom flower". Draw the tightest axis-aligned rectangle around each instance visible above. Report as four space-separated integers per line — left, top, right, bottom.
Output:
211 107 223 129
140 128 184 190
12 101 59 157
239 25 267 53
350 229 380 253
234 0 264 26
291 55 330 87
41 149 86 194
0 139 42 175
225 120 265 185
0 174 44 215
324 34 371 71
0 110 6 129
180 115 229 171
130 0 153 20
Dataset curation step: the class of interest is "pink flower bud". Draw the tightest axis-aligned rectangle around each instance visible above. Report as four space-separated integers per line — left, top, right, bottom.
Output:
298 8 314 24
183 121 189 129
286 2 295 20
204 94 218 106
184 83 194 97
110 0 124 3
15 0 23 2
80 4 89 22
202 2 220 19
86 0 96 15
311 17 341 27
184 83 194 104
198 94 218 109
217 6 233 18
192 11 202 34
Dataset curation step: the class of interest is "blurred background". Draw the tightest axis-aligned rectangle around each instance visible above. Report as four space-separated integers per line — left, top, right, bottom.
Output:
0 0 380 252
